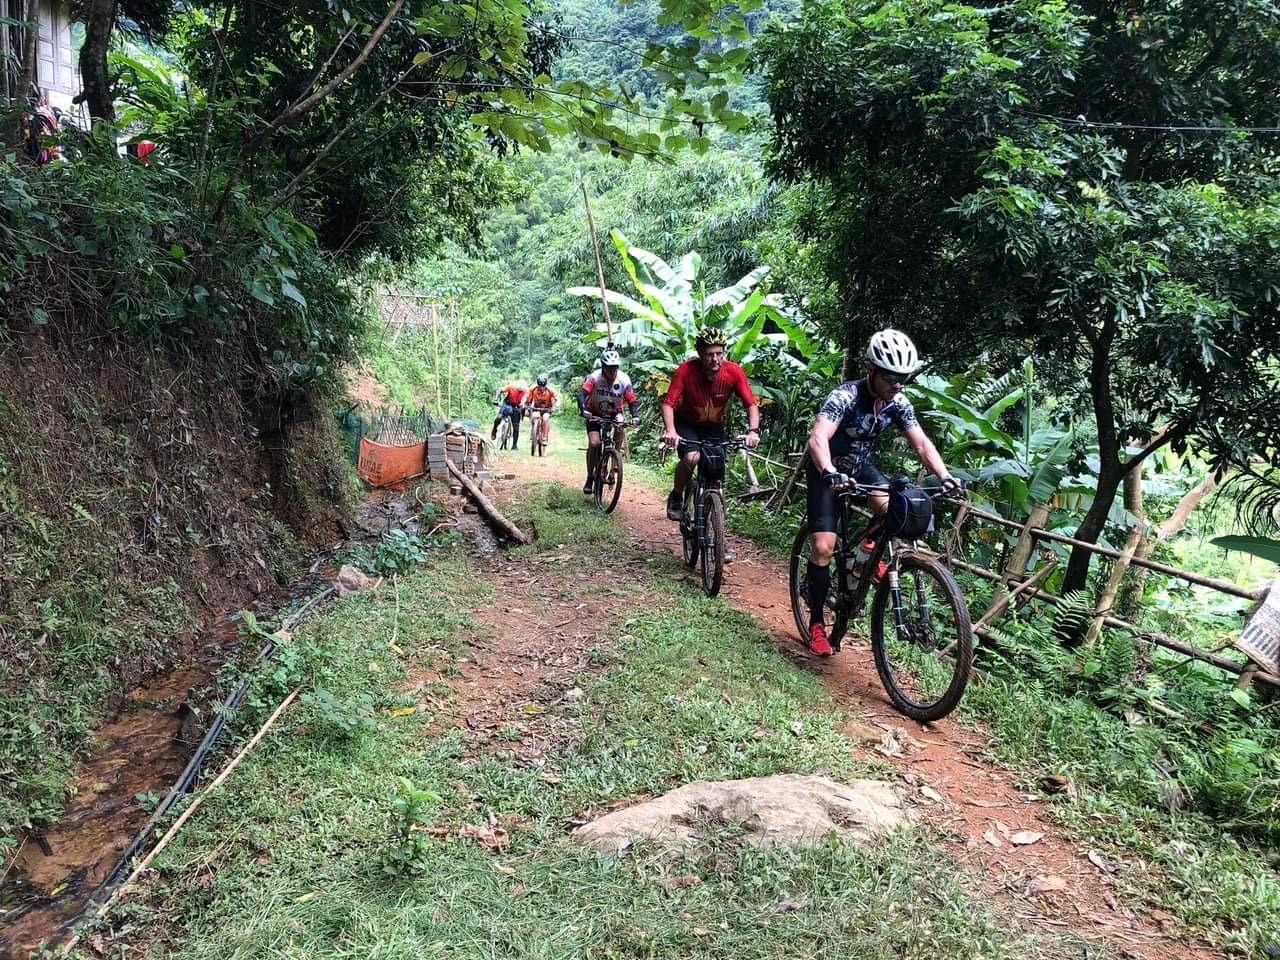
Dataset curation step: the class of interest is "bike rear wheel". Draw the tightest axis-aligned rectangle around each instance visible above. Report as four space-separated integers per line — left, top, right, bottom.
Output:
870 552 973 721
680 485 699 567
594 448 623 514
787 522 848 650
699 490 725 597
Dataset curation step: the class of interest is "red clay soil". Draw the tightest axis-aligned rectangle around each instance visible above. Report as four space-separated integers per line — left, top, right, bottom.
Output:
505 450 1222 960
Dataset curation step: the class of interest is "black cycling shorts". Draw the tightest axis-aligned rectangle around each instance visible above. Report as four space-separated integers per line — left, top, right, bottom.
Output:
584 412 623 434
674 419 726 460
806 458 888 535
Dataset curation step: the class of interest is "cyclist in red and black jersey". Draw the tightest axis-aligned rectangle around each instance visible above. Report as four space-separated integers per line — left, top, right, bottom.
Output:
660 326 760 521
491 380 528 446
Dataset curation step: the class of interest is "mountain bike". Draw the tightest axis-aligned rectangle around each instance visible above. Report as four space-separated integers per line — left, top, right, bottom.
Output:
788 479 973 721
585 414 633 514
495 406 514 451
528 407 553 457
667 436 746 598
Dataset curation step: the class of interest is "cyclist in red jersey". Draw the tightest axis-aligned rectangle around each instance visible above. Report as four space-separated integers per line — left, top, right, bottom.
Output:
660 326 760 521
491 380 528 447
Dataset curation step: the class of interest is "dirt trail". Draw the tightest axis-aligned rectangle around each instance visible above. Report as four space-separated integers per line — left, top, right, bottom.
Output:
503 445 1220 960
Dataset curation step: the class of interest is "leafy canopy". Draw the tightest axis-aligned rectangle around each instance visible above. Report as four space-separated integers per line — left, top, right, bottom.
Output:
760 0 1280 582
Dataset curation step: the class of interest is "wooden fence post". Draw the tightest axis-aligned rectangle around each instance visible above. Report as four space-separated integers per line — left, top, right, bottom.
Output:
992 502 1052 606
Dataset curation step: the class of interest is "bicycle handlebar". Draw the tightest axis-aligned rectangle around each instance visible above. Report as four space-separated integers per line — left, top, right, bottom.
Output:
831 479 965 501
581 412 636 425
677 436 749 450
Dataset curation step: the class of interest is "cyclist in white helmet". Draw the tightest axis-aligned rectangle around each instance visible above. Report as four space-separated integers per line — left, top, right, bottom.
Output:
801 328 962 657
578 348 639 494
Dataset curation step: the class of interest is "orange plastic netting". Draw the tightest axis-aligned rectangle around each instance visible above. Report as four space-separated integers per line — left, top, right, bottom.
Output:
358 438 427 488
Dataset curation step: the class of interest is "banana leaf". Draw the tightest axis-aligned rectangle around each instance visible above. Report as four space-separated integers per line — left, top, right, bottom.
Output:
1211 536 1280 565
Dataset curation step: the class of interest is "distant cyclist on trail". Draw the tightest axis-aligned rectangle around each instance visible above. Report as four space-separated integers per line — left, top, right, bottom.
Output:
491 379 529 447
803 328 962 657
525 375 559 451
579 348 639 494
661 326 761 522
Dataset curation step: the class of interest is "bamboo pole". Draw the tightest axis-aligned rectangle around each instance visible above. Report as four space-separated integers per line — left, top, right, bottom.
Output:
446 299 457 419
992 502 1052 606
1086 466 1146 645
768 452 807 510
974 559 1059 634
446 461 531 545
947 557 1280 689
580 180 613 344
958 504 1264 601
60 686 303 957
431 303 443 417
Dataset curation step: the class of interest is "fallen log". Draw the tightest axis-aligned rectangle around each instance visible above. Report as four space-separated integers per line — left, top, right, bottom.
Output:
446 460 532 545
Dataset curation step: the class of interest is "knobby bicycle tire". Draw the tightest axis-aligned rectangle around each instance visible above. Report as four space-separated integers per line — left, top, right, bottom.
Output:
594 448 623 514
700 490 725 597
869 552 973 721
681 485 699 568
787 522 849 649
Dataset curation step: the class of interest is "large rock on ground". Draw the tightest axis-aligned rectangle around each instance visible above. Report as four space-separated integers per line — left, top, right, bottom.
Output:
573 774 908 854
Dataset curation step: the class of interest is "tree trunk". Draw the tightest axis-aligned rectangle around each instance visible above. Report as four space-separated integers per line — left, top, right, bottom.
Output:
1085 463 1145 645
17 0 38 103
1062 315 1120 596
76 0 117 122
842 326 862 381
1061 459 1123 595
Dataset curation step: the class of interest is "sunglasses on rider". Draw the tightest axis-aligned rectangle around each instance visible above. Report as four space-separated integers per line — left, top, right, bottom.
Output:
873 366 911 387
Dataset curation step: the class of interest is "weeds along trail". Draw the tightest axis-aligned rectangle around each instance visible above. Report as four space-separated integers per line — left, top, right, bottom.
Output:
75 469 1111 960
500 445 1225 960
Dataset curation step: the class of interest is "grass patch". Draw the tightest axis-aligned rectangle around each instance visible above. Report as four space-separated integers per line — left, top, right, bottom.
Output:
83 486 1097 960
960 664 1280 953
708 487 1280 953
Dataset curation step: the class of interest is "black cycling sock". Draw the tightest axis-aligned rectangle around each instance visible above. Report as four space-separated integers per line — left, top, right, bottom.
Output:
807 561 830 626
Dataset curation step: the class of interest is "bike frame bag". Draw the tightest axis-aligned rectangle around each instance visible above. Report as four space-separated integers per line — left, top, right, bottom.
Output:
886 485 934 539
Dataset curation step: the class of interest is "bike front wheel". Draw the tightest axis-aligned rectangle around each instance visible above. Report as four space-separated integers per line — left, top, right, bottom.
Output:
680 485 699 567
699 490 725 597
787 522 848 650
594 448 623 514
870 552 973 721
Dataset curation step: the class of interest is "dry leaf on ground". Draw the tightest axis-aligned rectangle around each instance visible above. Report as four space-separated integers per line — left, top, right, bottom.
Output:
1010 830 1045 846
1026 875 1067 895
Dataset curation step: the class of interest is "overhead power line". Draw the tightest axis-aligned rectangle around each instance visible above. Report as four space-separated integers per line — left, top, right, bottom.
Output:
1020 110 1280 135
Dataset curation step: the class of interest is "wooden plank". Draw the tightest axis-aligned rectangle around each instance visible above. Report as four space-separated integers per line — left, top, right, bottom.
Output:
445 461 531 545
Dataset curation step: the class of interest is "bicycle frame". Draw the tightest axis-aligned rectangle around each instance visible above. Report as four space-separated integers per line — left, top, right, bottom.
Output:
681 437 743 545
830 483 953 625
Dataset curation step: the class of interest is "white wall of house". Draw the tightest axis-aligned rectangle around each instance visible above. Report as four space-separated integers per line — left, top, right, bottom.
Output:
2 0 80 109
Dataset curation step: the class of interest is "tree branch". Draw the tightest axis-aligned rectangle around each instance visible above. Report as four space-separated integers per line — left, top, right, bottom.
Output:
212 0 407 224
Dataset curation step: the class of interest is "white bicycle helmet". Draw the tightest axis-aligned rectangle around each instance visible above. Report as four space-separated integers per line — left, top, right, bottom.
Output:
866 328 920 376
600 348 621 367
516 379 528 390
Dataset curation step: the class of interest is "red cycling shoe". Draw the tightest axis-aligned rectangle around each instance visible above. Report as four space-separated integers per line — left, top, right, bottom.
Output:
808 622 833 657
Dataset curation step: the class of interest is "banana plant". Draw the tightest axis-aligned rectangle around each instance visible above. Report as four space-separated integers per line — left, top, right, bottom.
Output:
909 362 1085 520
566 229 793 379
